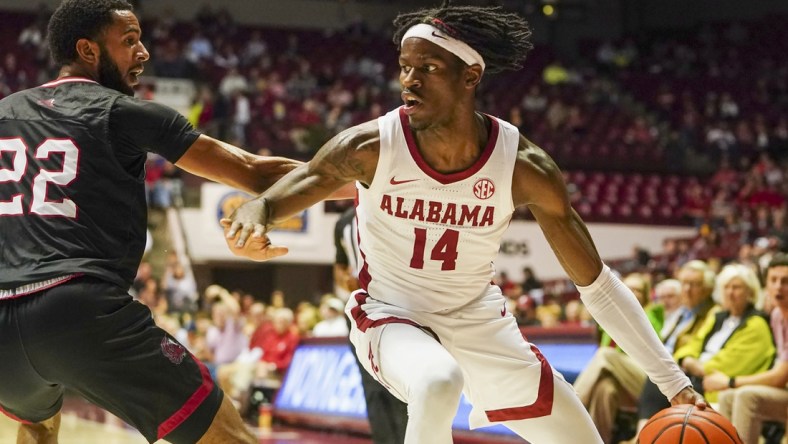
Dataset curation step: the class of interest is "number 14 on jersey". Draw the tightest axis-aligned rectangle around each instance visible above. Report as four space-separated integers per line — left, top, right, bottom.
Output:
409 228 459 271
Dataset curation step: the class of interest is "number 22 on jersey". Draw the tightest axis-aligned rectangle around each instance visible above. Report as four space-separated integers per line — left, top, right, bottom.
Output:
0 138 79 218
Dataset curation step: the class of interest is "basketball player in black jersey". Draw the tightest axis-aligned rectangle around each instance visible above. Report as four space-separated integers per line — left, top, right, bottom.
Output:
0 1 303 443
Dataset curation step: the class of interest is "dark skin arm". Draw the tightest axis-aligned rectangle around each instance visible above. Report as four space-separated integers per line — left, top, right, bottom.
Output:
176 134 356 197
223 120 379 260
175 134 300 195
513 135 705 408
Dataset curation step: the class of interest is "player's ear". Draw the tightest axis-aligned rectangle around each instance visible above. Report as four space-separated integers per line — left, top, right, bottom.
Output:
465 64 483 89
75 38 100 65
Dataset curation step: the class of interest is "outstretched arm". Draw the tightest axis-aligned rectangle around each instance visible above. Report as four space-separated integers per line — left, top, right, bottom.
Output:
175 134 356 199
176 134 301 195
513 135 705 408
224 120 380 260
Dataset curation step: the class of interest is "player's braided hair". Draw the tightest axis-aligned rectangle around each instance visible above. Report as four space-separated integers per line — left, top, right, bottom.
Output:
392 0 533 74
48 0 134 66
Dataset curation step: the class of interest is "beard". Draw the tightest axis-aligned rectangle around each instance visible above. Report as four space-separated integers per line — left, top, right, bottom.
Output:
98 45 134 96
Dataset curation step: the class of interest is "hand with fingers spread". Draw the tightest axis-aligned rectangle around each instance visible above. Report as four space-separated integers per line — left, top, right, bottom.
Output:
222 197 288 261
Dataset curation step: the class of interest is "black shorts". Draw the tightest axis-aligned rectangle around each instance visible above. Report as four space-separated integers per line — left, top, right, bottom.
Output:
0 276 222 443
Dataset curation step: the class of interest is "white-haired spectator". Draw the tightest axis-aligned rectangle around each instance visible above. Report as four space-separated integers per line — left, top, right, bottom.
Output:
312 296 349 337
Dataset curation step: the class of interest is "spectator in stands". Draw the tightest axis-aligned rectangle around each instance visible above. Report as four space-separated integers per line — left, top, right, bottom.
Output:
515 294 541 327
241 30 268 67
542 59 571 85
563 299 590 327
295 301 320 337
521 266 543 293
160 160 184 206
496 271 516 294
536 293 563 327
566 105 588 134
632 263 773 444
681 182 708 227
19 15 49 64
627 260 721 441
251 307 299 400
162 261 197 314
230 89 250 146
708 253 788 444
655 279 683 340
508 106 525 132
242 300 266 336
521 84 547 113
312 296 349 337
545 98 569 130
672 264 773 401
268 289 286 311
573 272 663 444
239 292 255 315
185 30 213 64
204 285 248 372
137 277 167 315
216 301 268 401
214 42 239 70
18 16 44 49
218 67 248 98
151 39 192 78
132 261 153 297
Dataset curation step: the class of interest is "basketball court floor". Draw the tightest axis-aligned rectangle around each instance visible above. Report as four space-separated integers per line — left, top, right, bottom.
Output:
0 395 374 444
0 396 527 443
0 413 374 444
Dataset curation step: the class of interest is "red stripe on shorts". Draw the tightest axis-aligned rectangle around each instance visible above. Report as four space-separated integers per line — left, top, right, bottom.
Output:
350 292 420 332
350 292 439 341
484 344 554 422
0 404 32 425
157 355 214 439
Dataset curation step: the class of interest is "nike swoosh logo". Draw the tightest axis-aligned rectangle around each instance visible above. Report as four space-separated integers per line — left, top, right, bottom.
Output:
390 177 419 185
431 31 448 40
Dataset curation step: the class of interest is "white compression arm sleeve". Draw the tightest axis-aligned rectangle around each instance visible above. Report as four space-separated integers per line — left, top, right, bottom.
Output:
578 265 691 400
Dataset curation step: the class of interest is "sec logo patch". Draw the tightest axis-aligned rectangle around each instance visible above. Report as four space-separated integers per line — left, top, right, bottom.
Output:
473 178 495 200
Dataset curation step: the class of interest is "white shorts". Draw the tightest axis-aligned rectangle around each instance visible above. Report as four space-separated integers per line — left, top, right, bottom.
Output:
346 285 564 429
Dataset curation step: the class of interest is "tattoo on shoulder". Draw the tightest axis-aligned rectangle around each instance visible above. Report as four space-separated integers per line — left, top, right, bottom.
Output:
317 125 379 182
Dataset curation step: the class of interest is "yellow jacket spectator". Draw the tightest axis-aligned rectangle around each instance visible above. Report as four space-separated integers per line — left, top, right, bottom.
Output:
674 307 774 402
674 264 775 402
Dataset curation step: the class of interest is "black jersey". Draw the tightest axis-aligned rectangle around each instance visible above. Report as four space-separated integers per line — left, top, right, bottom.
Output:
0 77 199 290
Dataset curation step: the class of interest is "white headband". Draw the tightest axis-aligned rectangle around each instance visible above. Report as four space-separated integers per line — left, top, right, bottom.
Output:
401 23 485 71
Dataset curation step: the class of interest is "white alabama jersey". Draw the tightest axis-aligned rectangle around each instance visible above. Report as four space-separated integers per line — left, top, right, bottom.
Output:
355 108 519 313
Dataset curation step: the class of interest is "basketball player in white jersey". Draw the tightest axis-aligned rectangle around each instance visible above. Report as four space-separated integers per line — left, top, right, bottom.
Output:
224 2 706 443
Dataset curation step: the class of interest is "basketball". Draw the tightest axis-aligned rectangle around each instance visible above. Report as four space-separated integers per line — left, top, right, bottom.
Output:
638 405 743 444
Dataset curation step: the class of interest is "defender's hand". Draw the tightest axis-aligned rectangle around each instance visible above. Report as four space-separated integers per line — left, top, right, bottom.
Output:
670 386 707 410
221 218 288 261
224 198 271 248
